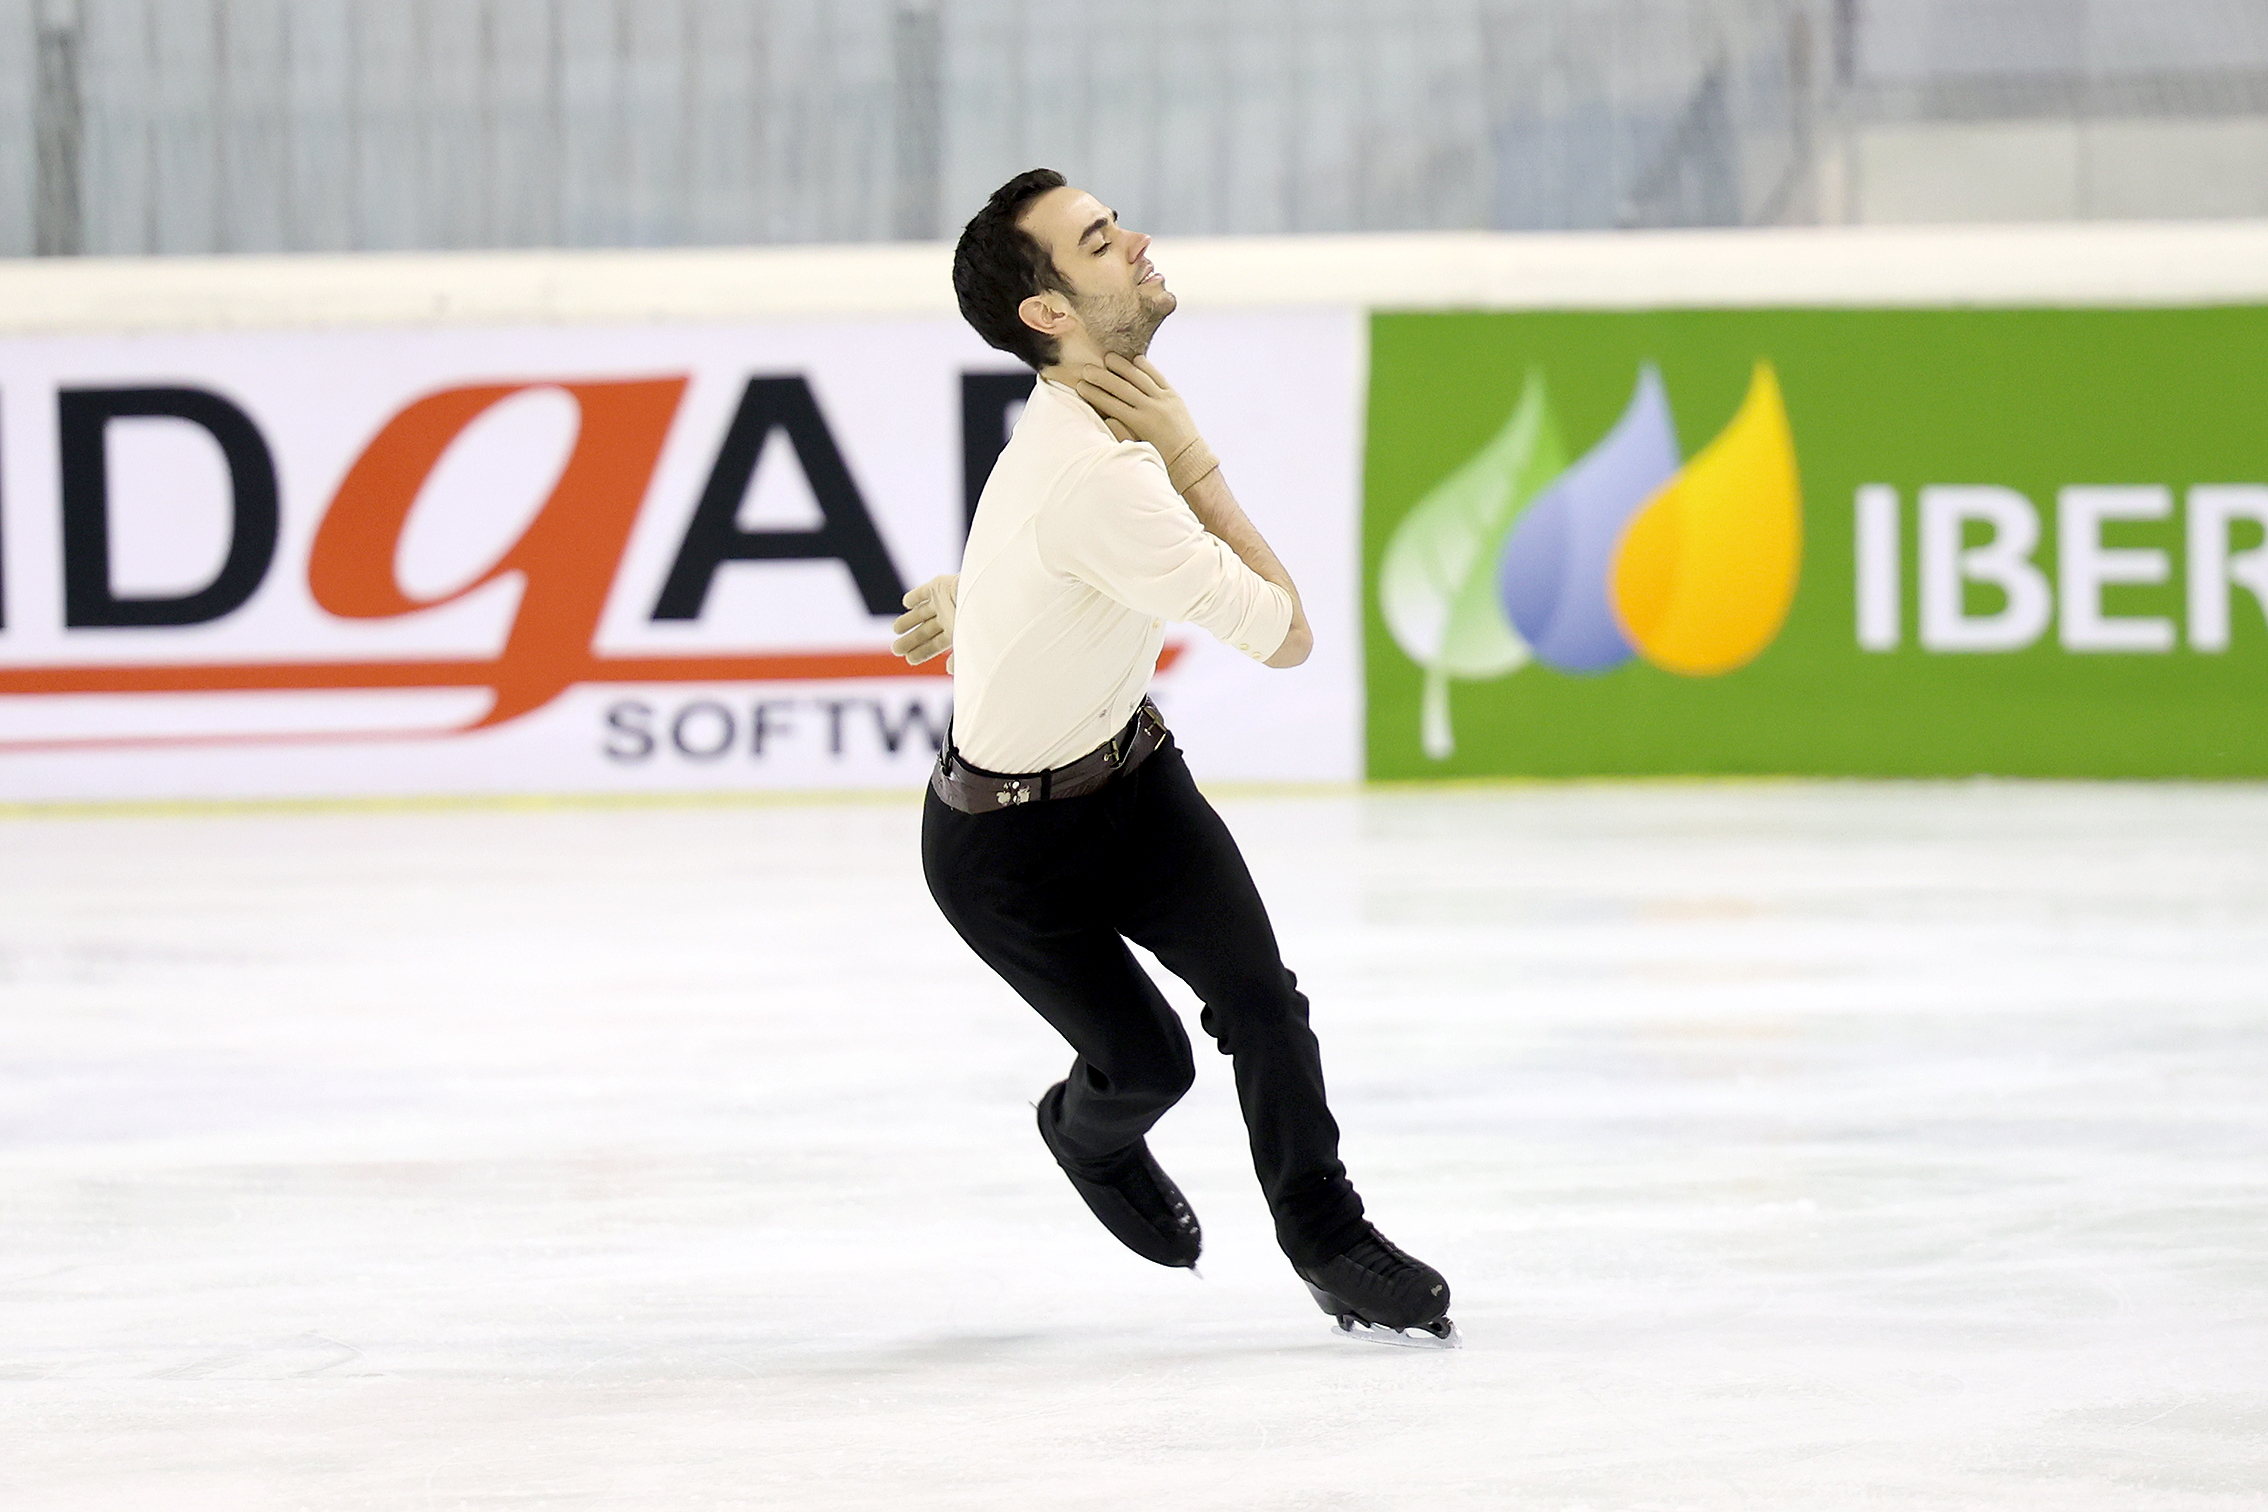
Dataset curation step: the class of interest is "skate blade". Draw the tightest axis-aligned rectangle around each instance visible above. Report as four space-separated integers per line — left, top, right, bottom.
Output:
1331 1313 1463 1350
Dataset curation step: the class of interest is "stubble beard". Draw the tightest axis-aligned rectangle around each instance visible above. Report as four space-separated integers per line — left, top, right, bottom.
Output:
1077 283 1177 359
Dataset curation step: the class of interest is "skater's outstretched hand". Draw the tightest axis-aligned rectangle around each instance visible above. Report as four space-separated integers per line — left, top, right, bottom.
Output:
892 573 957 667
1075 354 1211 491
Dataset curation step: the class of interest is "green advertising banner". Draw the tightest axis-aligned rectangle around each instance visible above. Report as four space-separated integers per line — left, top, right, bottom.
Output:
1363 307 2268 778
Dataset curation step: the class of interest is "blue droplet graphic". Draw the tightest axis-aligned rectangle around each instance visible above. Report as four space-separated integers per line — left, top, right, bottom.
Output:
1498 365 1681 675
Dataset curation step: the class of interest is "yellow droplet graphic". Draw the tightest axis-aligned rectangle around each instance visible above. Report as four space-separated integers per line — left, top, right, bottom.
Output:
1609 361 1802 677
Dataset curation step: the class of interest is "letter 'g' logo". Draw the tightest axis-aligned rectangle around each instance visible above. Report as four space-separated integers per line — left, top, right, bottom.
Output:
311 378 687 728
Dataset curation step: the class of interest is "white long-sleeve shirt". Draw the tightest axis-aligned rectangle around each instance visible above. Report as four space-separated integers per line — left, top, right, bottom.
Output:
948 377 1293 774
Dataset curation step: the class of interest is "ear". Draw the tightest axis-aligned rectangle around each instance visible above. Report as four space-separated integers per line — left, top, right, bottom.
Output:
1018 292 1074 342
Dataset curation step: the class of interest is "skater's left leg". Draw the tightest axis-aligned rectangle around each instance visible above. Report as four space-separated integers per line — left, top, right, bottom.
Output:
1101 742 1366 1267
1102 743 1457 1341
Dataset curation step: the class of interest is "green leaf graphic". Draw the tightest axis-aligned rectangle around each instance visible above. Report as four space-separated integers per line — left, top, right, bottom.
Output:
1377 370 1567 758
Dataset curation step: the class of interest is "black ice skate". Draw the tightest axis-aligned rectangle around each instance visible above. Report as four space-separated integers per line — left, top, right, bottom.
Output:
1297 1224 1461 1348
1036 1082 1202 1269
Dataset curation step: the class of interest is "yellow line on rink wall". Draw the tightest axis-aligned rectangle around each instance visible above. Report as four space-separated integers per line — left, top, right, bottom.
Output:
11 773 2256 824
0 787 932 822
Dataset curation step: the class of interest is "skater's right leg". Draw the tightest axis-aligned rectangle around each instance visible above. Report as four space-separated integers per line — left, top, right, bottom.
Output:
921 788 1197 1168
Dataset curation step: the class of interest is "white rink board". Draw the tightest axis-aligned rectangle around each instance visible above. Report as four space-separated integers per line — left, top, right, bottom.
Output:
0 308 1363 800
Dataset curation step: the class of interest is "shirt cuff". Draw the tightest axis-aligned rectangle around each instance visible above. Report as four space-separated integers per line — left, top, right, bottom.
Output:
1223 580 1295 663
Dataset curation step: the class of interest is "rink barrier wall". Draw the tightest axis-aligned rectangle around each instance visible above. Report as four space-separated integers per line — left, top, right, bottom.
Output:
3 223 2267 800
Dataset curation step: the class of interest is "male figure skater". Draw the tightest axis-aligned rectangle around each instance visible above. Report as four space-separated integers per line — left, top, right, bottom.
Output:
893 169 1455 1345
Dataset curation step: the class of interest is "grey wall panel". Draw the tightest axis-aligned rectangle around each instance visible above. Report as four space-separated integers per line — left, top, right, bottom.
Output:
148 0 220 254
0 0 36 257
419 0 484 250
351 0 422 251
484 0 560 250
282 0 353 252
618 1 685 247
217 0 291 254
1 0 2262 256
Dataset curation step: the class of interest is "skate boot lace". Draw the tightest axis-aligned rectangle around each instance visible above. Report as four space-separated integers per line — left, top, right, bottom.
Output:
1121 1160 1199 1238
1339 1229 1425 1287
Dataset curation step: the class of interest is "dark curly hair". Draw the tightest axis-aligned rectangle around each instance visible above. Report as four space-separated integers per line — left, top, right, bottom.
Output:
952 168 1070 371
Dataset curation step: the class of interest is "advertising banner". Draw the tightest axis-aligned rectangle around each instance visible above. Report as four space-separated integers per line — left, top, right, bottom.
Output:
0 309 1362 801
1365 307 2268 778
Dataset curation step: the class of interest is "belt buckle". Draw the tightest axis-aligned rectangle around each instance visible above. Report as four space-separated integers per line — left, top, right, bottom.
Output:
994 778 1030 806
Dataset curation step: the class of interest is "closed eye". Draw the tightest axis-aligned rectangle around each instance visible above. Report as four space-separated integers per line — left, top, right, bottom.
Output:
1082 210 1121 257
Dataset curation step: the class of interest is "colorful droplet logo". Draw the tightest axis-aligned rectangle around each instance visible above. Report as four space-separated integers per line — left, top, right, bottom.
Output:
1499 364 1681 675
1381 360 1803 757
1607 363 1802 676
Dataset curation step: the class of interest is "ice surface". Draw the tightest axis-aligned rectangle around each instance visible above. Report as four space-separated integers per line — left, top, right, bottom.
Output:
2 781 2265 1510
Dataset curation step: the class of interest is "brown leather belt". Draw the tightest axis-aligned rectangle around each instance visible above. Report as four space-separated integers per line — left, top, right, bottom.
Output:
930 699 1169 814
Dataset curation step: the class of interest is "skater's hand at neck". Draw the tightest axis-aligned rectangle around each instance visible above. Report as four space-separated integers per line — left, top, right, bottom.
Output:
1072 354 1311 669
1071 354 1205 483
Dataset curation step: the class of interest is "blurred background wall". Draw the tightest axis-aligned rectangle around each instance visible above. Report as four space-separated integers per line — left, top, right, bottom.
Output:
0 0 2263 258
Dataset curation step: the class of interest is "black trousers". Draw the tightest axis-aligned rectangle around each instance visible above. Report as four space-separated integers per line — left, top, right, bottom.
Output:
921 734 1365 1266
